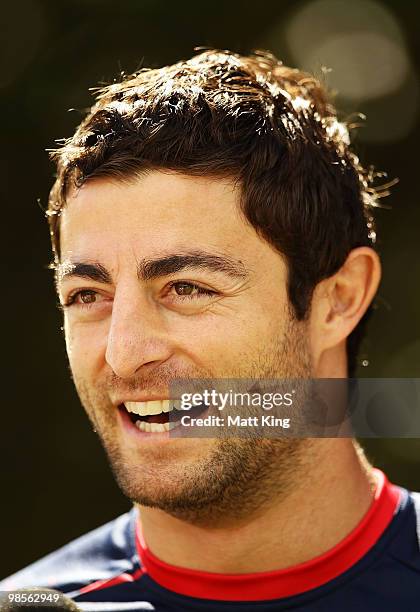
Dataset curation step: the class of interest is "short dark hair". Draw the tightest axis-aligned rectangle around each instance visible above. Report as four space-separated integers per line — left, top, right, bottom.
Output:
47 49 385 375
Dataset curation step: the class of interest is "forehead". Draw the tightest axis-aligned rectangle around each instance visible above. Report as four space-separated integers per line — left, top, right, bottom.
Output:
59 171 269 264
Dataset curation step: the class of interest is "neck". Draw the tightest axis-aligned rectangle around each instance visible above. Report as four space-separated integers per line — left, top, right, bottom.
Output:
137 439 376 573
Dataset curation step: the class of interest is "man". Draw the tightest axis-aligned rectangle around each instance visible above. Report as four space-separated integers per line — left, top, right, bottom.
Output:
1 49 419 610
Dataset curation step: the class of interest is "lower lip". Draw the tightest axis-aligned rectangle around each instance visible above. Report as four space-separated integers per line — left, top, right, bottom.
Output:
117 406 178 442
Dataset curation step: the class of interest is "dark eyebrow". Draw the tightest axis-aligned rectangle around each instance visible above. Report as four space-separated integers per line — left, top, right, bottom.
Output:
55 250 248 287
55 261 112 287
137 251 248 281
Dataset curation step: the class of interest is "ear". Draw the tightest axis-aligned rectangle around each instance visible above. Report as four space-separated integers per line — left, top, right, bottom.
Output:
310 247 381 373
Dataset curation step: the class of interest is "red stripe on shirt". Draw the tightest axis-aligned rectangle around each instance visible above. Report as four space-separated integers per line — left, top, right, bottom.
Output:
77 567 144 595
135 469 400 601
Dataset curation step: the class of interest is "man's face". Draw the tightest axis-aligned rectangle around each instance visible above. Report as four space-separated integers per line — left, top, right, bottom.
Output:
58 171 313 522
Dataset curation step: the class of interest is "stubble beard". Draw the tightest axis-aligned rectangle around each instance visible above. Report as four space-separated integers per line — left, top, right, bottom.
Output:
72 315 314 526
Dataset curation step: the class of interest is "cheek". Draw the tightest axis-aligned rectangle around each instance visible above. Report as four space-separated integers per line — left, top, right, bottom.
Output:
176 311 278 366
64 319 107 377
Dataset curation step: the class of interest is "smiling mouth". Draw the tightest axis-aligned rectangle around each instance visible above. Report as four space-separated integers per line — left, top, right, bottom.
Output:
118 400 207 434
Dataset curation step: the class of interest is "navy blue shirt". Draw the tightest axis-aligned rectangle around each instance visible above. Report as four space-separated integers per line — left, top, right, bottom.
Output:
1 472 420 611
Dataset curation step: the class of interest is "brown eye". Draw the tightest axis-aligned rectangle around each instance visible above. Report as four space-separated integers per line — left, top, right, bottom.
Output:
62 289 107 311
79 291 97 303
173 282 195 295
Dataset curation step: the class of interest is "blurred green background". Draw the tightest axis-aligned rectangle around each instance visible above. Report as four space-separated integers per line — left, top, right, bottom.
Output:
1 0 419 578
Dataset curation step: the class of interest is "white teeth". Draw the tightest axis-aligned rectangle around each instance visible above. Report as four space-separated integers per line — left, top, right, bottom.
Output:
125 399 173 416
135 420 181 433
136 420 148 432
125 400 182 434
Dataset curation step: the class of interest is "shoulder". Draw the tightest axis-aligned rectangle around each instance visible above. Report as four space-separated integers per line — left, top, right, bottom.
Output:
407 489 420 547
0 508 139 594
383 487 420 574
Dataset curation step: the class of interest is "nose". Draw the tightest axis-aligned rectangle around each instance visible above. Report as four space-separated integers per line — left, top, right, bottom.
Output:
105 286 172 379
